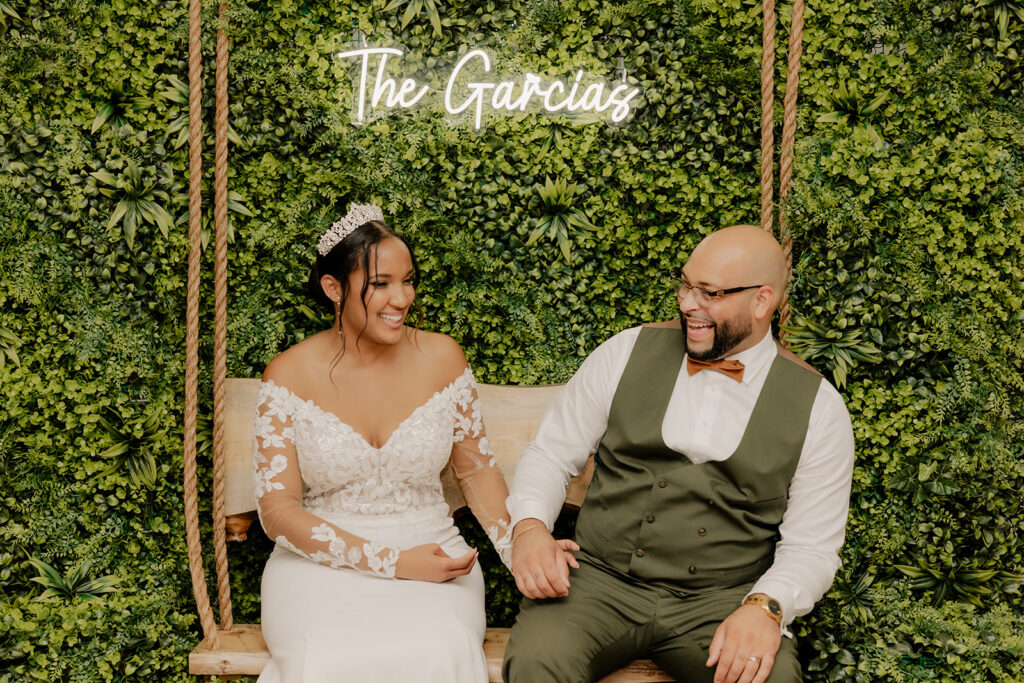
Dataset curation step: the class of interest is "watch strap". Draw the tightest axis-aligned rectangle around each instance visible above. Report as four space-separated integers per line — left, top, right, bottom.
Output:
743 593 783 626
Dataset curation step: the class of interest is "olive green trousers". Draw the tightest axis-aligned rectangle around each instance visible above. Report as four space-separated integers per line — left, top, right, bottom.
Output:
502 559 801 683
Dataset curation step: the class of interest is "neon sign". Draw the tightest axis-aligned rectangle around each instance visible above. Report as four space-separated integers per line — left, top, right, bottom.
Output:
336 47 642 130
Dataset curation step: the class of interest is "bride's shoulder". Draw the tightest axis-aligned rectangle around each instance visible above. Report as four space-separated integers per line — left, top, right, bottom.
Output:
408 329 470 380
262 331 331 387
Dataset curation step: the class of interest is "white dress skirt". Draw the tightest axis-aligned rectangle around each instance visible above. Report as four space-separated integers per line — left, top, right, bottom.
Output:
258 514 487 683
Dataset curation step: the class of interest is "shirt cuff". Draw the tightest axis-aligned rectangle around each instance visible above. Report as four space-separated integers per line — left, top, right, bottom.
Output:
507 496 557 531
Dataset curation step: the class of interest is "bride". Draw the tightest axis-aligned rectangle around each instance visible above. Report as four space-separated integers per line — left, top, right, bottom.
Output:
253 204 523 682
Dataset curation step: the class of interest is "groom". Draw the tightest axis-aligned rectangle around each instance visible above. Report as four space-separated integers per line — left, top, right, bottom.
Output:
503 225 854 683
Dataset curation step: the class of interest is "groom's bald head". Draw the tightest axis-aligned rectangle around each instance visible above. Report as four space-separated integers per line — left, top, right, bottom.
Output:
687 225 787 309
678 225 787 358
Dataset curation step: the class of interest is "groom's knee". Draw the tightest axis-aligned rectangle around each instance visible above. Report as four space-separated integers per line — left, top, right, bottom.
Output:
503 595 642 683
502 611 594 683
503 561 653 683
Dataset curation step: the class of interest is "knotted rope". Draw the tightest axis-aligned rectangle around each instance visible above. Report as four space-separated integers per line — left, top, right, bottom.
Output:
759 0 776 237
759 0 804 341
211 0 234 631
777 0 804 339
184 0 218 650
184 0 234 647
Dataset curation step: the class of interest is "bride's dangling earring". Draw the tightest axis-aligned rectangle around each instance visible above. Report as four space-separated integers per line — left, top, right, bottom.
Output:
333 300 342 336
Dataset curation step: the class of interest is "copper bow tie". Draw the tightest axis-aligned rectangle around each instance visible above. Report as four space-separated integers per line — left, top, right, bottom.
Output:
686 356 745 382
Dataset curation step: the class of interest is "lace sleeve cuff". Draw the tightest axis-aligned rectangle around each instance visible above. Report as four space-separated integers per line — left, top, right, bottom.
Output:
485 519 513 569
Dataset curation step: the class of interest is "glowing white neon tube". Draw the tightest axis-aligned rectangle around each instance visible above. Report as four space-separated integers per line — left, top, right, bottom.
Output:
337 46 642 129
337 47 402 123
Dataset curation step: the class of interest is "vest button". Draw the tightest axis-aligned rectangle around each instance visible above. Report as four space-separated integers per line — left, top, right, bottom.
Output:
657 480 667 488
635 549 645 557
697 528 706 536
688 565 697 574
707 498 714 506
646 515 655 523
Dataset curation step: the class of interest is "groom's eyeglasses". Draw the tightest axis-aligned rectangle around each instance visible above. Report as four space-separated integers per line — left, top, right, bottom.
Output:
676 280 763 307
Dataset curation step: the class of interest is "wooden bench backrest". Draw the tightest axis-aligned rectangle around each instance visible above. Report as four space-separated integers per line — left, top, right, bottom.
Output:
223 378 594 519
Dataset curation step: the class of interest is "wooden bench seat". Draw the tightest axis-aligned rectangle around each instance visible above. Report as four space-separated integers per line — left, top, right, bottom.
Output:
189 626 672 682
189 379 672 681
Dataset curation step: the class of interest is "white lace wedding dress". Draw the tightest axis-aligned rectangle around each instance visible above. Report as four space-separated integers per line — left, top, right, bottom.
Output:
253 368 512 683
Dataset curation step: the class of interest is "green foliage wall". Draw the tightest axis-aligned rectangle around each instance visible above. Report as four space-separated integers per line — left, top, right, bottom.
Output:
2 0 1023 680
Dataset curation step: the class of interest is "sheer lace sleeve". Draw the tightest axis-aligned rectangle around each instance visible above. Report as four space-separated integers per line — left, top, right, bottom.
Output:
253 382 400 578
449 370 513 569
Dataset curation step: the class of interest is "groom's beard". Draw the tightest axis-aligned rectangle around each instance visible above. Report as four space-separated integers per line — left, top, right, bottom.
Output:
684 314 752 361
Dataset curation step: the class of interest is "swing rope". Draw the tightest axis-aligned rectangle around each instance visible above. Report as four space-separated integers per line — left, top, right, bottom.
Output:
777 0 805 339
760 0 804 339
184 0 219 650
184 0 234 647
211 0 234 633
759 0 776 237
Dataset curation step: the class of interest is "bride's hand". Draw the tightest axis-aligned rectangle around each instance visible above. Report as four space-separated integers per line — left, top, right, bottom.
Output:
395 544 477 582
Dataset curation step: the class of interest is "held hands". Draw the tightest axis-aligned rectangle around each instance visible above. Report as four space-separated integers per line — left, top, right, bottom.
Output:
395 543 477 582
706 604 782 683
510 519 580 599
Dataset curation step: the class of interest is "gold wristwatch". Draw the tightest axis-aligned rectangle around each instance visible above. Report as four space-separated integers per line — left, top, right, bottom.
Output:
743 593 783 626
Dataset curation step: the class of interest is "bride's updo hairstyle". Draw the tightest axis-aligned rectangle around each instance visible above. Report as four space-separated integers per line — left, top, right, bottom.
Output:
307 209 420 351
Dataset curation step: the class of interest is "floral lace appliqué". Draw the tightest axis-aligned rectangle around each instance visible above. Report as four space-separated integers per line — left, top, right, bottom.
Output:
363 541 400 578
254 454 287 498
487 519 513 568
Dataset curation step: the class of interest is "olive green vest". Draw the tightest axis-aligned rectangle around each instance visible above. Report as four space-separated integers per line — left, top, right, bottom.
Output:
574 326 821 593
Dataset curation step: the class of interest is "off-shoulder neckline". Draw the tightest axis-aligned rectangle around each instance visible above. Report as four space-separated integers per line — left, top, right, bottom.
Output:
259 367 474 451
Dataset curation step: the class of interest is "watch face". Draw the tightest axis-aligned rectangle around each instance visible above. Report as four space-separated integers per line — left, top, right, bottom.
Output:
767 599 782 616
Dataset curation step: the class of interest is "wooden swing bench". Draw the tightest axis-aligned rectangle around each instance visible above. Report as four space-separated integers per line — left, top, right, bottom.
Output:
182 0 805 675
188 379 673 682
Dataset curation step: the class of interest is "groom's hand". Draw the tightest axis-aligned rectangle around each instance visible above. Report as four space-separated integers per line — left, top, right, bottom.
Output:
510 519 579 599
706 604 782 683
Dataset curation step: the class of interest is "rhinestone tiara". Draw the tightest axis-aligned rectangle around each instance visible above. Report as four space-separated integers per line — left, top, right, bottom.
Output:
316 203 385 256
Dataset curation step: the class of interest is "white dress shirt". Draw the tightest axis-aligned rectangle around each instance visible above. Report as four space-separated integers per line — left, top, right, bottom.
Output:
507 327 855 632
